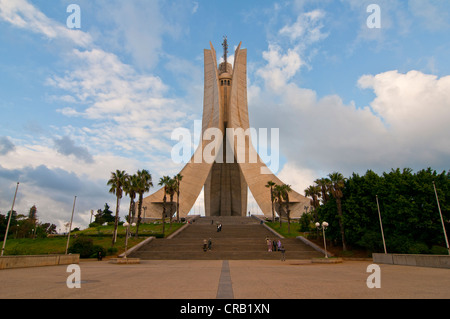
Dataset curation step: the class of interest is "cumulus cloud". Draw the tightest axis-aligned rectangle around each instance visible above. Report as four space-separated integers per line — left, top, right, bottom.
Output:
251 68 450 185
257 9 329 92
0 163 107 229
257 44 304 90
54 136 94 164
358 70 450 158
0 136 15 155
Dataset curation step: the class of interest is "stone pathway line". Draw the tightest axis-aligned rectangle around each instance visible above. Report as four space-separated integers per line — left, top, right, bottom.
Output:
216 260 234 299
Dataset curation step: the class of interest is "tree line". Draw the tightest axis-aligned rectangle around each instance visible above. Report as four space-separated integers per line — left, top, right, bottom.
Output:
106 169 183 248
301 168 449 254
0 205 57 240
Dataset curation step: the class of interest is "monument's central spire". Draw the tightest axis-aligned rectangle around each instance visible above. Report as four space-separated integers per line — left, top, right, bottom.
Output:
222 36 228 64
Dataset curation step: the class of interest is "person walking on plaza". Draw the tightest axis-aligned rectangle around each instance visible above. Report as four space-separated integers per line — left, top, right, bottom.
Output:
266 238 272 252
280 245 286 261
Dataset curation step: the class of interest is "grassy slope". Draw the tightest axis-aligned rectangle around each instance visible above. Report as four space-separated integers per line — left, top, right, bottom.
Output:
0 222 184 257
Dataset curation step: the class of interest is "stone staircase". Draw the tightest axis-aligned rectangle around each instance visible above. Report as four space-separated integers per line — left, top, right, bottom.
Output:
129 217 322 260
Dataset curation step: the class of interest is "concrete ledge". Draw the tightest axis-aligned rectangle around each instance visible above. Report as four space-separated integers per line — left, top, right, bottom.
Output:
373 253 450 269
312 257 343 264
118 236 155 258
262 223 284 239
166 223 190 239
0 254 79 270
297 236 333 258
109 258 140 264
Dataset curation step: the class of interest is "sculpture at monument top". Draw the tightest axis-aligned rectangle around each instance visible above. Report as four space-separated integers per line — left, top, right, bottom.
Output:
142 40 309 218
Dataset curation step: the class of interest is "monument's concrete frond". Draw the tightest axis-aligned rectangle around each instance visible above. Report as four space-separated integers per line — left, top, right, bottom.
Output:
142 40 309 219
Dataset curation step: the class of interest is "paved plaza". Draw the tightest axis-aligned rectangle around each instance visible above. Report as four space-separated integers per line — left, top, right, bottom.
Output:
0 259 449 299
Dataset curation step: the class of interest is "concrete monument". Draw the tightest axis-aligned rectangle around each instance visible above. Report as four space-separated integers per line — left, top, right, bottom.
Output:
142 39 309 219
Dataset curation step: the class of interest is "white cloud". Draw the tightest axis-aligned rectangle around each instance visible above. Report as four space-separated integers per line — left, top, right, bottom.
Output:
279 9 328 43
358 70 450 152
251 67 450 190
47 48 190 158
256 44 304 91
0 0 192 228
277 163 319 197
249 4 450 191
0 0 92 47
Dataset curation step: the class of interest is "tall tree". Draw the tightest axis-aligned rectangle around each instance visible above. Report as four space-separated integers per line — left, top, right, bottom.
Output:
281 184 293 233
315 178 331 204
135 169 152 237
273 184 284 227
124 174 139 224
305 185 321 221
265 180 276 222
158 176 171 236
329 172 347 251
166 177 177 225
174 174 183 222
28 205 37 221
107 170 129 247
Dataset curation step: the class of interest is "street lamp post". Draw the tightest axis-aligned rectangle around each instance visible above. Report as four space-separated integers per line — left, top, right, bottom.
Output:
315 221 329 258
123 221 136 258
143 206 147 223
1 182 19 257
376 195 387 254
433 181 449 255
65 196 77 255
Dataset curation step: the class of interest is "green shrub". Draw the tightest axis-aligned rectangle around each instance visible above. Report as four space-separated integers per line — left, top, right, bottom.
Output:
68 236 95 258
90 245 106 259
431 245 449 255
107 247 118 255
408 242 429 254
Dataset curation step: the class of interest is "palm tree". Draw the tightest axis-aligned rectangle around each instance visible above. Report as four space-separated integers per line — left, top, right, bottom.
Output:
304 184 321 222
107 170 129 247
273 184 284 227
165 177 177 225
124 173 139 224
158 176 171 236
174 174 183 222
328 172 347 251
280 184 292 233
315 177 331 204
135 169 152 237
265 180 276 222
273 184 293 232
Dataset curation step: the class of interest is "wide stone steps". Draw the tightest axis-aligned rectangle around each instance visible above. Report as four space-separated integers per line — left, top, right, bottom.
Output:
129 217 322 260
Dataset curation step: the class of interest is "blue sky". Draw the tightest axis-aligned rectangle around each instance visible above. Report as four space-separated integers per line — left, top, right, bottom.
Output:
0 0 449 229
